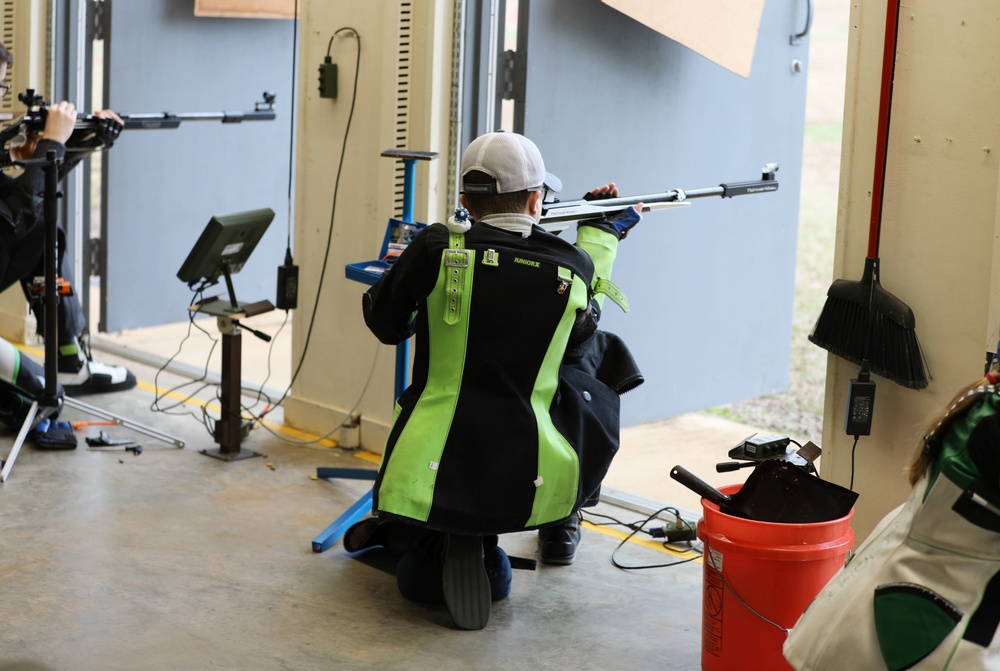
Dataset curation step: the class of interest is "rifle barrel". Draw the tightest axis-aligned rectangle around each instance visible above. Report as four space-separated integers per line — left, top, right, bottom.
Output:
538 168 779 231
121 109 276 129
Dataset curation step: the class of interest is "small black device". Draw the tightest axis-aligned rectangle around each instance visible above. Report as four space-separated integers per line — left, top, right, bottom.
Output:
845 367 876 436
318 58 338 99
276 248 299 310
743 434 790 458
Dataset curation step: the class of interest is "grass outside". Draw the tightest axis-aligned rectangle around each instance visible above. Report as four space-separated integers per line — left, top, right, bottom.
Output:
705 128 842 445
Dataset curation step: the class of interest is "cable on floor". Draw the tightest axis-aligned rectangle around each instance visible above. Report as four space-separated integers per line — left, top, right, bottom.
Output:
580 507 703 571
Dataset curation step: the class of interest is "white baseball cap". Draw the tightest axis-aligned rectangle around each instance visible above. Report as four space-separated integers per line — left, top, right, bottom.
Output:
461 131 561 195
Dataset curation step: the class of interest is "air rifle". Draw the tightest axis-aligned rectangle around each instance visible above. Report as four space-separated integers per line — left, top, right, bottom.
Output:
539 163 779 233
0 88 277 168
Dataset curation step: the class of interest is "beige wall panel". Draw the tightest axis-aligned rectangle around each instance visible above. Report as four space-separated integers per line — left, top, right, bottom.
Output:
284 0 454 452
823 0 1000 541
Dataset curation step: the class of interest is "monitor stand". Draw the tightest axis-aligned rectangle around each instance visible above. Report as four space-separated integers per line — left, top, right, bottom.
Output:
223 265 241 312
191 275 274 462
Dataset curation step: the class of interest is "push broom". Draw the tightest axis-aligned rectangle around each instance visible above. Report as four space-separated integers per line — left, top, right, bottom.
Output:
809 0 928 390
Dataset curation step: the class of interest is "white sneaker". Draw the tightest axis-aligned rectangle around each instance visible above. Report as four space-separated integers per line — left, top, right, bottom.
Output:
58 359 137 396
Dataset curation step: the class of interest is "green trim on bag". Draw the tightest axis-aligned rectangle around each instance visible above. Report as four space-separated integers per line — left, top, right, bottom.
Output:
874 583 961 671
10 348 20 386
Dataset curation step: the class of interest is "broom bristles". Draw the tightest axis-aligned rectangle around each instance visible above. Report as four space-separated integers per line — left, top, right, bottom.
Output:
809 294 928 390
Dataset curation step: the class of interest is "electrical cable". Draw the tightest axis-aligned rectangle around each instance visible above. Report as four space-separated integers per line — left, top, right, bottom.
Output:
241 310 289 413
584 507 790 633
582 508 659 535
286 0 299 247
147 284 282 441
849 434 860 490
149 287 221 421
254 26 362 427
580 507 703 571
276 0 300 315
148 27 372 446
585 508 789 633
251 342 381 446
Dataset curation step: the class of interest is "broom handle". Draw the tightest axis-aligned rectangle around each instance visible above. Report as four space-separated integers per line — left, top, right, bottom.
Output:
869 0 902 259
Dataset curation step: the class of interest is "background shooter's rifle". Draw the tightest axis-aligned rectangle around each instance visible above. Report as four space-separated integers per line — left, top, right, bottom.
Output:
538 162 779 233
0 89 277 168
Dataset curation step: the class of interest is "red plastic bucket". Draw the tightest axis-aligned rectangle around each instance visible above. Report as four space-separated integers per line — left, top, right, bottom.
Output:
697 484 854 671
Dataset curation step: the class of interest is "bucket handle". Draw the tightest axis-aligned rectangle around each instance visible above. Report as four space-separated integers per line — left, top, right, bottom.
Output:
714 565 792 635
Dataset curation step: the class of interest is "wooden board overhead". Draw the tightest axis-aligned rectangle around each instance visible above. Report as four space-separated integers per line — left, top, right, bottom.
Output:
600 0 766 78
194 0 295 19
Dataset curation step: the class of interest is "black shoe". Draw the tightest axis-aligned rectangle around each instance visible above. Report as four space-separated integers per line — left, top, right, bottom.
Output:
538 512 581 565
342 517 392 553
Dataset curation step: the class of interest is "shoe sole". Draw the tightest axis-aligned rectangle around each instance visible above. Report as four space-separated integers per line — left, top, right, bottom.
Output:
442 534 490 630
540 552 577 566
62 375 137 397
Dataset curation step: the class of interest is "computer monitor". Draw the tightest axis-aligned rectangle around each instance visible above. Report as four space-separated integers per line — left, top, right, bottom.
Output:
177 208 275 285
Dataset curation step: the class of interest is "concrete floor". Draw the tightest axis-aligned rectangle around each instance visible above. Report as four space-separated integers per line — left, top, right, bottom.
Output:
0 339 731 671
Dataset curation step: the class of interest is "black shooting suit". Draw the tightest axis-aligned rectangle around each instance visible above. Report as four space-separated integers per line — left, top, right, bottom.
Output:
363 214 641 536
0 138 87 340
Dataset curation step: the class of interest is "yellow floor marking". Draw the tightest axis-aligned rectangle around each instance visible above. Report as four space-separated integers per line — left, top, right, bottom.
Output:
582 519 703 561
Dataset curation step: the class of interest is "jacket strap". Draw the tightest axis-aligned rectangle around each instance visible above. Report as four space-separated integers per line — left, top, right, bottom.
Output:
593 278 629 313
444 231 472 325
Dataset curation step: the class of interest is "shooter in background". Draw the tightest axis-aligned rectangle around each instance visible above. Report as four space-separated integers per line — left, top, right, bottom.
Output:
0 41 135 398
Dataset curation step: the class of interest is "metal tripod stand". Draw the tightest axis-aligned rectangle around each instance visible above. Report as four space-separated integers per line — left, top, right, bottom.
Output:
0 150 184 483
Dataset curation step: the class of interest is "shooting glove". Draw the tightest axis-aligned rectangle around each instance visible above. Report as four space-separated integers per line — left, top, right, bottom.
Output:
577 205 642 241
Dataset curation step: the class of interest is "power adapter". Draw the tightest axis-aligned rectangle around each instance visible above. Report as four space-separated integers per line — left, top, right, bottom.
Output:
318 57 337 99
845 364 876 436
276 249 298 310
649 525 698 543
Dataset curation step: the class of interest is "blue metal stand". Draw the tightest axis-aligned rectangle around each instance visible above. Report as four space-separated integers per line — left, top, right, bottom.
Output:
312 148 438 553
383 149 437 394
311 488 375 553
